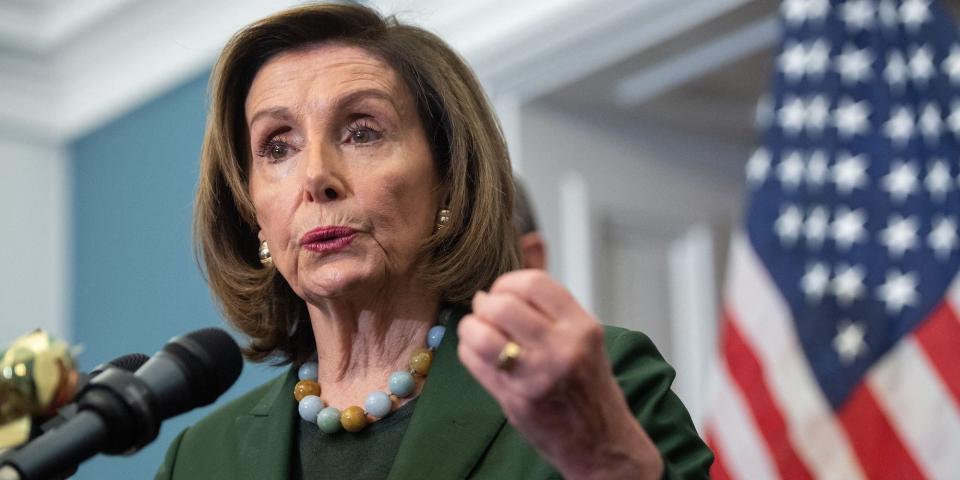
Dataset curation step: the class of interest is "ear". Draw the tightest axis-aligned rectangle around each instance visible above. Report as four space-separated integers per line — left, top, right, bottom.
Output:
518 232 547 270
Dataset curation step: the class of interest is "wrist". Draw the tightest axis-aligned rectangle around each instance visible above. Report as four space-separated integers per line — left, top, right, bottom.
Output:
551 418 663 480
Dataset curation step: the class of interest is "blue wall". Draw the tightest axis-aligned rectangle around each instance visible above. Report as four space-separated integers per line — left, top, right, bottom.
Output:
71 72 276 479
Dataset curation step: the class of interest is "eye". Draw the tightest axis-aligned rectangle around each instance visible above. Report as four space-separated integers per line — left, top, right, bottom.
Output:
265 141 289 161
344 120 383 145
255 129 295 163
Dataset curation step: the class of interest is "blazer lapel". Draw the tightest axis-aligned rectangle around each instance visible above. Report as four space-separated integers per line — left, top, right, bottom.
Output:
234 368 297 480
388 309 507 480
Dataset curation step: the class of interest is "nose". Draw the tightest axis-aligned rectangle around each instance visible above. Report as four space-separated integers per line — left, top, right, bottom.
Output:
302 141 346 203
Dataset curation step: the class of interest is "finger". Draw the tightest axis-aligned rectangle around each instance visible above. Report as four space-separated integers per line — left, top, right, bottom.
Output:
489 269 582 322
458 337 509 395
471 290 552 343
457 313 511 364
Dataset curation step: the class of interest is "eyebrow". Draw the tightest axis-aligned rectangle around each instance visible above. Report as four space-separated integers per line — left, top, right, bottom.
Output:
247 88 402 129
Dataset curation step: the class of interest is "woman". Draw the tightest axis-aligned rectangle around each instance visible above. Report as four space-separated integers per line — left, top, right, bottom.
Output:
156 4 712 479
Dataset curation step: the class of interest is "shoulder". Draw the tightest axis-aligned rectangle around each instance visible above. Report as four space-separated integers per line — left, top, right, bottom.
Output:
601 325 714 479
155 369 295 480
187 369 292 435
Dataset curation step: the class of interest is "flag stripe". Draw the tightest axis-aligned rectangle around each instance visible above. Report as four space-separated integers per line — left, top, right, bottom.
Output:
727 234 866 479
708 362 780 480
837 384 926 480
705 430 733 480
915 301 960 407
868 337 960 479
722 313 814 480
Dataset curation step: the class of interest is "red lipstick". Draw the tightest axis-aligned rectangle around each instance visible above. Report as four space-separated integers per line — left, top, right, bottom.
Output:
299 226 357 254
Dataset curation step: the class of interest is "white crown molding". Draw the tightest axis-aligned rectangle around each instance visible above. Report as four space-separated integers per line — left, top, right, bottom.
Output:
0 0 760 145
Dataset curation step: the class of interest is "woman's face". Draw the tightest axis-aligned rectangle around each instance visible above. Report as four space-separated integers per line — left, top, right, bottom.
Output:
245 43 441 303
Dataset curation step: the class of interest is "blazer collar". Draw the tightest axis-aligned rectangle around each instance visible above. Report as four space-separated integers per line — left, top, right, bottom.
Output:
229 306 506 480
388 306 507 480
235 367 298 480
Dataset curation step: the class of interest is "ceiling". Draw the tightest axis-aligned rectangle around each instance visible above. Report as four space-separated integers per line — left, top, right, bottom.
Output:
0 0 774 145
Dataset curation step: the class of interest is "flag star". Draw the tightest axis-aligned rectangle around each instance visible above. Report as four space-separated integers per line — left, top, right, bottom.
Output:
806 0 830 21
925 159 952 201
779 42 809 82
884 106 915 147
778 151 806 189
885 51 908 89
834 320 867 364
836 46 873 84
832 264 866 305
805 206 830 248
882 161 919 202
831 207 868 250
746 148 772 185
801 262 831 302
900 0 931 31
842 0 875 30
782 0 829 27
878 0 899 29
832 152 869 194
834 98 871 138
948 102 960 137
943 45 960 84
909 45 935 84
805 40 831 78
781 0 809 26
877 270 919 314
880 214 919 258
929 216 959 259
807 151 829 189
775 204 804 246
779 96 807 135
919 103 942 142
805 95 830 133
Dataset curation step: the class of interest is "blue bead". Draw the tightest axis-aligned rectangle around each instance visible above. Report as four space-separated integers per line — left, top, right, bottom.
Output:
388 371 415 397
317 407 342 434
427 325 446 350
298 361 318 381
298 395 324 423
364 391 392 418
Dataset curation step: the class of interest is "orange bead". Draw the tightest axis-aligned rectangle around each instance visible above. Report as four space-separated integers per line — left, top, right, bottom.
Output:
340 406 368 432
293 380 321 401
409 347 433 376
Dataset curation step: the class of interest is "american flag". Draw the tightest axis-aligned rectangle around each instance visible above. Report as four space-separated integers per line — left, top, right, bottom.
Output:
706 0 960 478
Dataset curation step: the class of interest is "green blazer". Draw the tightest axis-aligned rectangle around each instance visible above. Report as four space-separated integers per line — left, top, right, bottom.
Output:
155 319 712 479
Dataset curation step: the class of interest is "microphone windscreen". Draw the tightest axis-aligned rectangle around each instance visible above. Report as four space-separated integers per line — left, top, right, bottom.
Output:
161 328 243 406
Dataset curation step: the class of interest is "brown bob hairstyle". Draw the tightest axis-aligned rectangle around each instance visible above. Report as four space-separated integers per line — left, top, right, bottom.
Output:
194 3 519 365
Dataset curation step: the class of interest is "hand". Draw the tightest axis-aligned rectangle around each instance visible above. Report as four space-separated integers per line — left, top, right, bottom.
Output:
457 269 664 479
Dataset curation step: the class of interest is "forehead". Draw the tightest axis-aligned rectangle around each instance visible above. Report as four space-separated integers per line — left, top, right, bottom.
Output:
244 43 408 119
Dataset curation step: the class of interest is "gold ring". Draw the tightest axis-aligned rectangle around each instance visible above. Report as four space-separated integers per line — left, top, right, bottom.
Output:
496 341 522 371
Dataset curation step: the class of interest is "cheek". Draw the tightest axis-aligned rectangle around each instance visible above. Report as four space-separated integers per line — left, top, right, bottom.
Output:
251 181 299 245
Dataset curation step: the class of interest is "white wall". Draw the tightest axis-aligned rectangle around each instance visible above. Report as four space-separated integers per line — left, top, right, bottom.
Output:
0 138 69 344
518 100 747 424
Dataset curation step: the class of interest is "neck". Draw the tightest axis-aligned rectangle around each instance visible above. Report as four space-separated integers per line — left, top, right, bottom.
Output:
305 286 439 408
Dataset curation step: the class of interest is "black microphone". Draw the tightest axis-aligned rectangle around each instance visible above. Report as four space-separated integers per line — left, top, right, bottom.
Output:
0 328 243 480
37 353 152 437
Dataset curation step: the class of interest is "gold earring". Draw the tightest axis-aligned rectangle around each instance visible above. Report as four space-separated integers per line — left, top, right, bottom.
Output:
258 240 273 266
435 208 451 232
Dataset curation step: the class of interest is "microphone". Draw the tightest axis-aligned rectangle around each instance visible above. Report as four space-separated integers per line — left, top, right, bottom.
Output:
36 353 151 437
0 328 243 480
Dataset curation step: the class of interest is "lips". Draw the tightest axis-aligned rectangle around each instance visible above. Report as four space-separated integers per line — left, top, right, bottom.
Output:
299 226 357 254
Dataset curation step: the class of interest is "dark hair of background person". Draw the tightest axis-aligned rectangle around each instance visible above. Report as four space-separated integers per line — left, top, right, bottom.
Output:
193 3 520 365
512 179 538 236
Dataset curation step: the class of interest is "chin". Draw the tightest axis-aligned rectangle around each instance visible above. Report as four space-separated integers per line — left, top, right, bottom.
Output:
298 265 383 303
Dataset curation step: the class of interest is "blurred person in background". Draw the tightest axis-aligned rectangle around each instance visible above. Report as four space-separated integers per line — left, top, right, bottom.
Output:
155 4 711 479
513 179 547 271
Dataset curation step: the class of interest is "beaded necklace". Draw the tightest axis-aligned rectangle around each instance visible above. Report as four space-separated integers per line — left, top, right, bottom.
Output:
294 317 447 434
